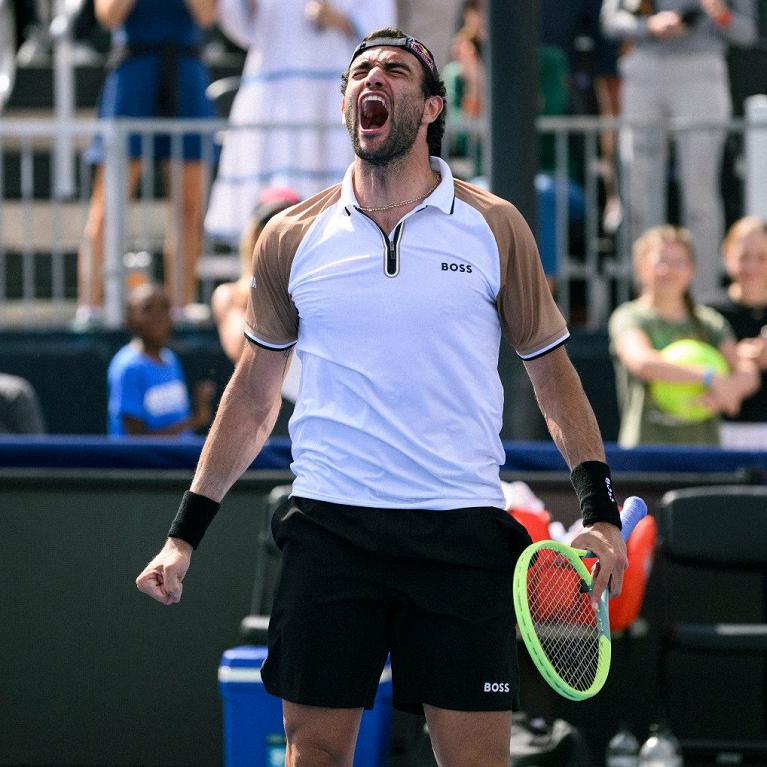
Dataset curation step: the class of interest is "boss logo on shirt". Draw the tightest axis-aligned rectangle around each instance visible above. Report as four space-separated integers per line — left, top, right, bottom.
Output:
441 262 473 273
483 682 510 693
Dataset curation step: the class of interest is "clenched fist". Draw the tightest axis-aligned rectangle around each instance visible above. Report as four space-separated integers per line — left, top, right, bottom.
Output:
136 537 193 605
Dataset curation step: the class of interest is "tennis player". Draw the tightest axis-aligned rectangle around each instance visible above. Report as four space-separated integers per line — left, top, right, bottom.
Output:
136 28 628 767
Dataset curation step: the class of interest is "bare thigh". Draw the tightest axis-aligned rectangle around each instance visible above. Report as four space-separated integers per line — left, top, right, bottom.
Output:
282 701 363 767
424 704 512 767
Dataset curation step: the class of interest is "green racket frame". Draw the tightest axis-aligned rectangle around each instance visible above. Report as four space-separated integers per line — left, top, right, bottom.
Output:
513 539 612 701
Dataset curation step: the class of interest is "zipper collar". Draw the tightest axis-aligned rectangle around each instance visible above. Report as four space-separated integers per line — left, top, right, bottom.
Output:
341 156 456 216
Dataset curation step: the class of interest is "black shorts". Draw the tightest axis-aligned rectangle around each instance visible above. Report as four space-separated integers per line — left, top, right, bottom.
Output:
260 496 532 714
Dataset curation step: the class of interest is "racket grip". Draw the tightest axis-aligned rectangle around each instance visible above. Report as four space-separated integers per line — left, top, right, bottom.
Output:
580 496 649 558
619 496 648 541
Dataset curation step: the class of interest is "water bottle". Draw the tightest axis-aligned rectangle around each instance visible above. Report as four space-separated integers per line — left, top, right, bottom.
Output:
606 722 639 767
664 727 683 766
638 724 683 767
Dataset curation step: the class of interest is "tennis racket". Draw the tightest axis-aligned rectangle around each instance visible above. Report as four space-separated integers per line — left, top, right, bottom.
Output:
513 495 648 700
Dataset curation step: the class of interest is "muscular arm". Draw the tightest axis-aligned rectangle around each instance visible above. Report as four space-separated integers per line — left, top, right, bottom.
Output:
523 345 606 469
190 341 288 501
524 345 627 603
135 341 289 604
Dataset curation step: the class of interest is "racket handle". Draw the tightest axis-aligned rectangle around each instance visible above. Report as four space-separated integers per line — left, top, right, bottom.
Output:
619 496 648 541
582 496 648 557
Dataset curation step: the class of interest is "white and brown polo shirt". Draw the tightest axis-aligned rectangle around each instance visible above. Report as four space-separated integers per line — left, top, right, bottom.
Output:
245 157 569 510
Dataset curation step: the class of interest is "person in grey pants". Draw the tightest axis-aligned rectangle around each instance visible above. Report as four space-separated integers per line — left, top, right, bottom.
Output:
601 0 758 301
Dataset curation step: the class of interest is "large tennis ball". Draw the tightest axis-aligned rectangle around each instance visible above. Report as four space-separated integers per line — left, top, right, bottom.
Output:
649 339 729 423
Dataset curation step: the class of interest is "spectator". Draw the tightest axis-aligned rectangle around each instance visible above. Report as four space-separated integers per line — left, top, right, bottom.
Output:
204 0 395 246
443 25 485 176
211 186 301 401
454 0 486 43
601 0 758 301
107 283 214 436
444 0 486 140
444 26 484 124
535 43 587 281
444 0 585 281
0 373 46 434
711 215 767 448
541 0 623 232
608 224 758 446
76 0 218 328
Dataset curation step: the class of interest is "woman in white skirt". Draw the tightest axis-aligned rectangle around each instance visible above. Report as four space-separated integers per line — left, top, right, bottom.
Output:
205 0 395 245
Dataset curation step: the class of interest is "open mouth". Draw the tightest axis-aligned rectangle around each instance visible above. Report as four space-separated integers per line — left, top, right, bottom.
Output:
359 94 389 131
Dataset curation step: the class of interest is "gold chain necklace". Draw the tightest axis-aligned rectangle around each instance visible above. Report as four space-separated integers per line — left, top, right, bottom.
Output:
358 176 440 213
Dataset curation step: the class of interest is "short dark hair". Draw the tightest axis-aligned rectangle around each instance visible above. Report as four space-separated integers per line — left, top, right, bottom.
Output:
341 27 447 157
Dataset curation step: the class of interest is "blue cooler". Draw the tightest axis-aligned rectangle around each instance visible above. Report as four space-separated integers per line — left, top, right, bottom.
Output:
219 646 393 767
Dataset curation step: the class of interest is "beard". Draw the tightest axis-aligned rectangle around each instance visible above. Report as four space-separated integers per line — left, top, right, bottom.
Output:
344 93 425 167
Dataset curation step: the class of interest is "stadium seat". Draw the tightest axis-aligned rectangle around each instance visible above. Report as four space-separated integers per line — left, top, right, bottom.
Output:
656 485 767 762
238 484 291 646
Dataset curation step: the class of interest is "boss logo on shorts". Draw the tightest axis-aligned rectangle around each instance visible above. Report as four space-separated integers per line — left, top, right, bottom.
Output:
483 682 510 693
441 262 473 273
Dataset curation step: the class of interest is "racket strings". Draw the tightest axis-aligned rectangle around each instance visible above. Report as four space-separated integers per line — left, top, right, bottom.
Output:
527 551 601 691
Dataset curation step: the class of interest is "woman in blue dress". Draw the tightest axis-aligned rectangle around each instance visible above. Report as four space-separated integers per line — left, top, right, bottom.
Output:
77 0 217 326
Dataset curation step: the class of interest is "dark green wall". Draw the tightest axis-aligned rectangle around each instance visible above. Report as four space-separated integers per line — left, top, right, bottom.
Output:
0 328 618 442
1 472 288 767
3 469 763 766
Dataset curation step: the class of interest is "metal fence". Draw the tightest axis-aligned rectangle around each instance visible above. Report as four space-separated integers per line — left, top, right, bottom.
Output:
1 108 766 330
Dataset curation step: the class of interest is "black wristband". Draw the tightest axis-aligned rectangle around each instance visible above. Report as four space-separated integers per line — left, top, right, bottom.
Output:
570 461 621 529
168 490 221 549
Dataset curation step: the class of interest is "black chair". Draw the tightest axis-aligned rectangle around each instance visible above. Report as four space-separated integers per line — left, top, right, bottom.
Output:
657 485 767 762
239 484 291 646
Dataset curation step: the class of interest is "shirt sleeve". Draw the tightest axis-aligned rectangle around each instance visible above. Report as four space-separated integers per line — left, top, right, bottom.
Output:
608 303 642 343
490 200 570 359
244 216 299 350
